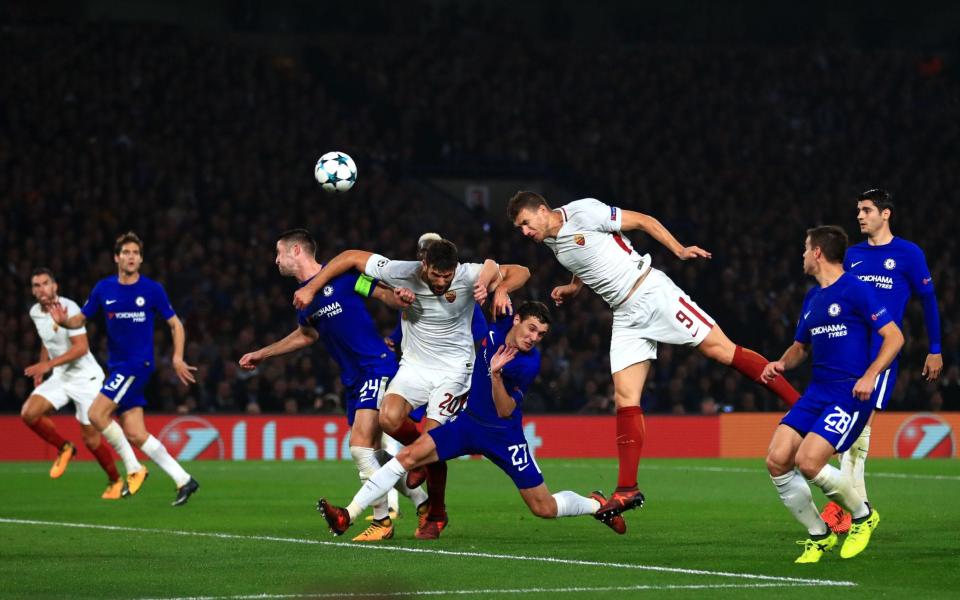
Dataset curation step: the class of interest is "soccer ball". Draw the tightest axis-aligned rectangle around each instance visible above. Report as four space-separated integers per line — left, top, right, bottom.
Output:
314 151 357 193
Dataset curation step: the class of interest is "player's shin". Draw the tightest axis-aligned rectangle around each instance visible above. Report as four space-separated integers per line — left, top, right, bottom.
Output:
350 446 391 520
375 448 428 507
27 416 68 449
101 421 143 473
771 470 828 536
140 435 191 487
346 457 407 523
809 464 869 520
426 461 448 519
615 406 644 489
731 346 801 406
86 438 121 481
552 490 601 518
843 425 871 502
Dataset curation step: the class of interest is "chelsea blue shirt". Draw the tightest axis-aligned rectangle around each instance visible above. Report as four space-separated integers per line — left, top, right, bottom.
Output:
297 270 397 388
81 275 175 369
466 316 541 426
845 237 941 354
795 272 894 384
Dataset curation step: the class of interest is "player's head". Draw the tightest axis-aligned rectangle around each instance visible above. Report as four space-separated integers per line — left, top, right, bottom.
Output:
804 225 848 275
508 191 553 242
509 301 552 352
276 229 317 277
856 188 894 237
30 267 58 305
421 239 459 295
114 231 144 276
417 232 442 260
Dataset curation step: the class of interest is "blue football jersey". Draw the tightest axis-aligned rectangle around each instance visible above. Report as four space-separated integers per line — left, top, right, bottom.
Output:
297 270 397 388
466 317 541 425
81 275 176 368
795 272 894 383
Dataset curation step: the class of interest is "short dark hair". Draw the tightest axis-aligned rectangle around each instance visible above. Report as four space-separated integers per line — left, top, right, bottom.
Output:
858 188 894 214
507 191 550 221
516 300 552 326
278 228 317 257
114 231 144 255
423 239 458 272
807 225 848 264
31 267 56 281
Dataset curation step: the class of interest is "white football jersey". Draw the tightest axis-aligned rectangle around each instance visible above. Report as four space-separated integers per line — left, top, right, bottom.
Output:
29 297 105 381
544 198 652 307
365 254 484 373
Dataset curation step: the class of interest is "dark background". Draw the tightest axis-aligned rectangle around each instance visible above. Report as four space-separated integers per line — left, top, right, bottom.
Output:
1 0 958 417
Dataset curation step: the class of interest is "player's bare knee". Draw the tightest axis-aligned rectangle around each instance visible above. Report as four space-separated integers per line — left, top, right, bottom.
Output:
378 411 402 435
765 453 793 477
795 456 824 480
20 401 41 425
396 447 419 470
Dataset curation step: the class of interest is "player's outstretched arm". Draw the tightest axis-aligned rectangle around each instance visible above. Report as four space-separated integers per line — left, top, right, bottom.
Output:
490 345 519 418
24 333 90 381
473 259 501 304
620 209 712 261
761 342 809 382
239 326 319 370
48 303 86 329
294 250 374 310
371 283 415 310
853 322 904 400
491 264 531 316
551 274 583 306
166 315 198 386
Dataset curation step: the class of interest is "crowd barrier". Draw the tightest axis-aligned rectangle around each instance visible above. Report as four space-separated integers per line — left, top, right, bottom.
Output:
1 412 955 461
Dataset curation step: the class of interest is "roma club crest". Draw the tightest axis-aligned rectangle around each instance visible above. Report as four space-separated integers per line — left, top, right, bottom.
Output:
574 234 585 246
445 290 457 303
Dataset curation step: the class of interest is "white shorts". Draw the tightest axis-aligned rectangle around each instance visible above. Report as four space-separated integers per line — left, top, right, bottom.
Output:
610 268 715 373
32 372 104 425
384 364 472 425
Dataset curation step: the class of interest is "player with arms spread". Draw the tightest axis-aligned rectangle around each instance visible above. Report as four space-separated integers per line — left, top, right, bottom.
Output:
239 229 427 541
508 191 802 519
22 268 140 499
50 232 200 506
763 226 902 563
820 189 943 533
294 239 528 539
318 301 636 536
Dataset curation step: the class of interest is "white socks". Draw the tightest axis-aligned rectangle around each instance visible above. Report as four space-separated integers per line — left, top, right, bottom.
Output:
771 470 827 536
841 425 871 502
140 435 191 487
351 446 391 520
346 457 407 522
809 464 869 520
101 421 142 473
552 491 601 518
375 448 427 508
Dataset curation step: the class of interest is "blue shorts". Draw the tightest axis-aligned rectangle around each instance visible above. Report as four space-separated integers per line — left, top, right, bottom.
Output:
345 374 391 426
428 411 544 489
101 363 152 414
870 358 899 411
781 380 874 453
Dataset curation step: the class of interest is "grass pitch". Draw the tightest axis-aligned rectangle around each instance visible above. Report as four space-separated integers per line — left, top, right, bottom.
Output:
1 457 958 599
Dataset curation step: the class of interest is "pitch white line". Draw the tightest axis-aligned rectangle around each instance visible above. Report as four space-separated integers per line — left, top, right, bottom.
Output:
137 581 842 600
0 517 854 588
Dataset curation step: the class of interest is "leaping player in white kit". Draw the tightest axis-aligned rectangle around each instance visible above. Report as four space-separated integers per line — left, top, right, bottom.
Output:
508 191 803 519
21 268 142 499
294 239 529 539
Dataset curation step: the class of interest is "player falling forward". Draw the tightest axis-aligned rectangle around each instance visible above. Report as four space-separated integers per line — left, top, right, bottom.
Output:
51 232 200 506
294 239 528 539
318 301 638 537
508 192 802 518
763 226 902 563
820 189 943 533
22 268 140 499
239 229 427 541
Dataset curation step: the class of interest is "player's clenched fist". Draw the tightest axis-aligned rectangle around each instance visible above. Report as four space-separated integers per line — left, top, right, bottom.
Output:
293 287 314 310
761 361 785 383
550 284 579 306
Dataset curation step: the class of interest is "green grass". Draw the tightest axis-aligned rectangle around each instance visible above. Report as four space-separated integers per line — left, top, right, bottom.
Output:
1 458 959 599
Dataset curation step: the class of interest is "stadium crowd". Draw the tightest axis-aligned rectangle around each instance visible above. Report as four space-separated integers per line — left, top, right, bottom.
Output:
1 18 958 417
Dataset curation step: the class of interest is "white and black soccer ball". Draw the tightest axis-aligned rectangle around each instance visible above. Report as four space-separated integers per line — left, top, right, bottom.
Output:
314 151 357 193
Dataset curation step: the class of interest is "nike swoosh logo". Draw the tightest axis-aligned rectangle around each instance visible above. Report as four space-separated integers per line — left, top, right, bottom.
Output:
517 464 530 472
804 312 812 320
105 300 117 305
851 261 863 268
